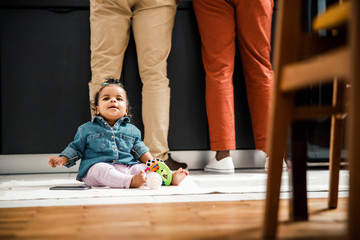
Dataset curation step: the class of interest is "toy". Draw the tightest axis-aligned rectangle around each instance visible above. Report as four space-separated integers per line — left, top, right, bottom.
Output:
146 172 162 189
145 161 173 186
154 162 172 186
149 162 159 172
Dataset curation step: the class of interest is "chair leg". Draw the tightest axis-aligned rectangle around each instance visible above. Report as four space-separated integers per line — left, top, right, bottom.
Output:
328 115 344 209
289 121 308 221
262 94 293 239
328 80 346 209
348 98 360 239
348 76 360 239
348 1 360 238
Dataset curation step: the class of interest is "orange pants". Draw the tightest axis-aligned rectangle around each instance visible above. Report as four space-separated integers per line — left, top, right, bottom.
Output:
193 0 274 152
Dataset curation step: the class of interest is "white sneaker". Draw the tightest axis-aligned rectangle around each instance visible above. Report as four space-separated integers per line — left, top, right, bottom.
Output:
204 156 235 174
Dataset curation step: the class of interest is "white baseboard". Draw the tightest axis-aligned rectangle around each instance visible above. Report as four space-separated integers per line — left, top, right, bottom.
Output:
0 150 266 174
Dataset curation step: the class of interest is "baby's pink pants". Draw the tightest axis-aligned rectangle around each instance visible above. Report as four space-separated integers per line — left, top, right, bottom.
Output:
82 162 147 188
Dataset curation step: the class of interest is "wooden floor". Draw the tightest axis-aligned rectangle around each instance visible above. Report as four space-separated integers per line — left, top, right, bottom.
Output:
0 198 347 240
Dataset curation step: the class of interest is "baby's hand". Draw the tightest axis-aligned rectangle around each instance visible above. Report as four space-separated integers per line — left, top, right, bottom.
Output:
48 156 69 168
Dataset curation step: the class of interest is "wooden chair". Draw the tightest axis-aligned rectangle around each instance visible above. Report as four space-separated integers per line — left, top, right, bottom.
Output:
262 0 360 239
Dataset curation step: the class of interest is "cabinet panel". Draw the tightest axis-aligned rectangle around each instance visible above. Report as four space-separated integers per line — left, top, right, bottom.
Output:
0 7 91 153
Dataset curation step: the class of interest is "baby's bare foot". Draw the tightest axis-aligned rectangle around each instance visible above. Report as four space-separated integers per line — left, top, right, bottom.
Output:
172 168 189 186
130 171 147 188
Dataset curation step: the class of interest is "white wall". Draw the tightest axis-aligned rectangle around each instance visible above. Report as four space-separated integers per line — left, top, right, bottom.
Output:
0 150 266 174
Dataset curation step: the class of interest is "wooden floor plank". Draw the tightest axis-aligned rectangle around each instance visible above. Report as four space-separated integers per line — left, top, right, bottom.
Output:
0 198 347 240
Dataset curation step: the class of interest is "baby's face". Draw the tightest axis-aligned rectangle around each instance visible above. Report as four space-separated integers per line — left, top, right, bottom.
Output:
96 85 128 126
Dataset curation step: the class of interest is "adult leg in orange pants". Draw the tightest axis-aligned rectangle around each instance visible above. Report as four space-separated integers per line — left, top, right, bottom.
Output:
193 0 274 173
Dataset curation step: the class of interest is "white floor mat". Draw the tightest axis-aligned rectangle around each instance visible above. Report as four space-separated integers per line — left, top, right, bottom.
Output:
0 170 349 208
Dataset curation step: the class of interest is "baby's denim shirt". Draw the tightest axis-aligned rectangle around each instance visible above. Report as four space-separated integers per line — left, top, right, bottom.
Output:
60 116 149 181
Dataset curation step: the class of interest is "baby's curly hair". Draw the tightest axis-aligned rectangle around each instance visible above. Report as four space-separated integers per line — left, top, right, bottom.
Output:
91 77 132 120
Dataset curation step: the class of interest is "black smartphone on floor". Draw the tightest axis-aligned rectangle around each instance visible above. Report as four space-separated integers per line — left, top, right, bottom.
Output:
49 185 92 190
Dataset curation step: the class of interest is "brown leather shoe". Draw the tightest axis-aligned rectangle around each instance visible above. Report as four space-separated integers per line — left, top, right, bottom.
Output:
164 153 188 170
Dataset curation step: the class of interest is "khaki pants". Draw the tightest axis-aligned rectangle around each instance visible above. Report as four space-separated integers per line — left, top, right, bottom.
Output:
89 0 177 159
193 0 274 152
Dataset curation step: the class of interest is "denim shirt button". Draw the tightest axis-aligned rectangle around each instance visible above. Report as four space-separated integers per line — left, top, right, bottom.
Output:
114 149 117 151
113 160 116 162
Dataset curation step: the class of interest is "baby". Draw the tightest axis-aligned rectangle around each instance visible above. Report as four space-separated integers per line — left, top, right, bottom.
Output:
49 78 188 188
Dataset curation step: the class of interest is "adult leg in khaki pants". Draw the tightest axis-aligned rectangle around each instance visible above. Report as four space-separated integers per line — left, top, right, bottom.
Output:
89 0 187 169
132 2 175 160
89 0 132 106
